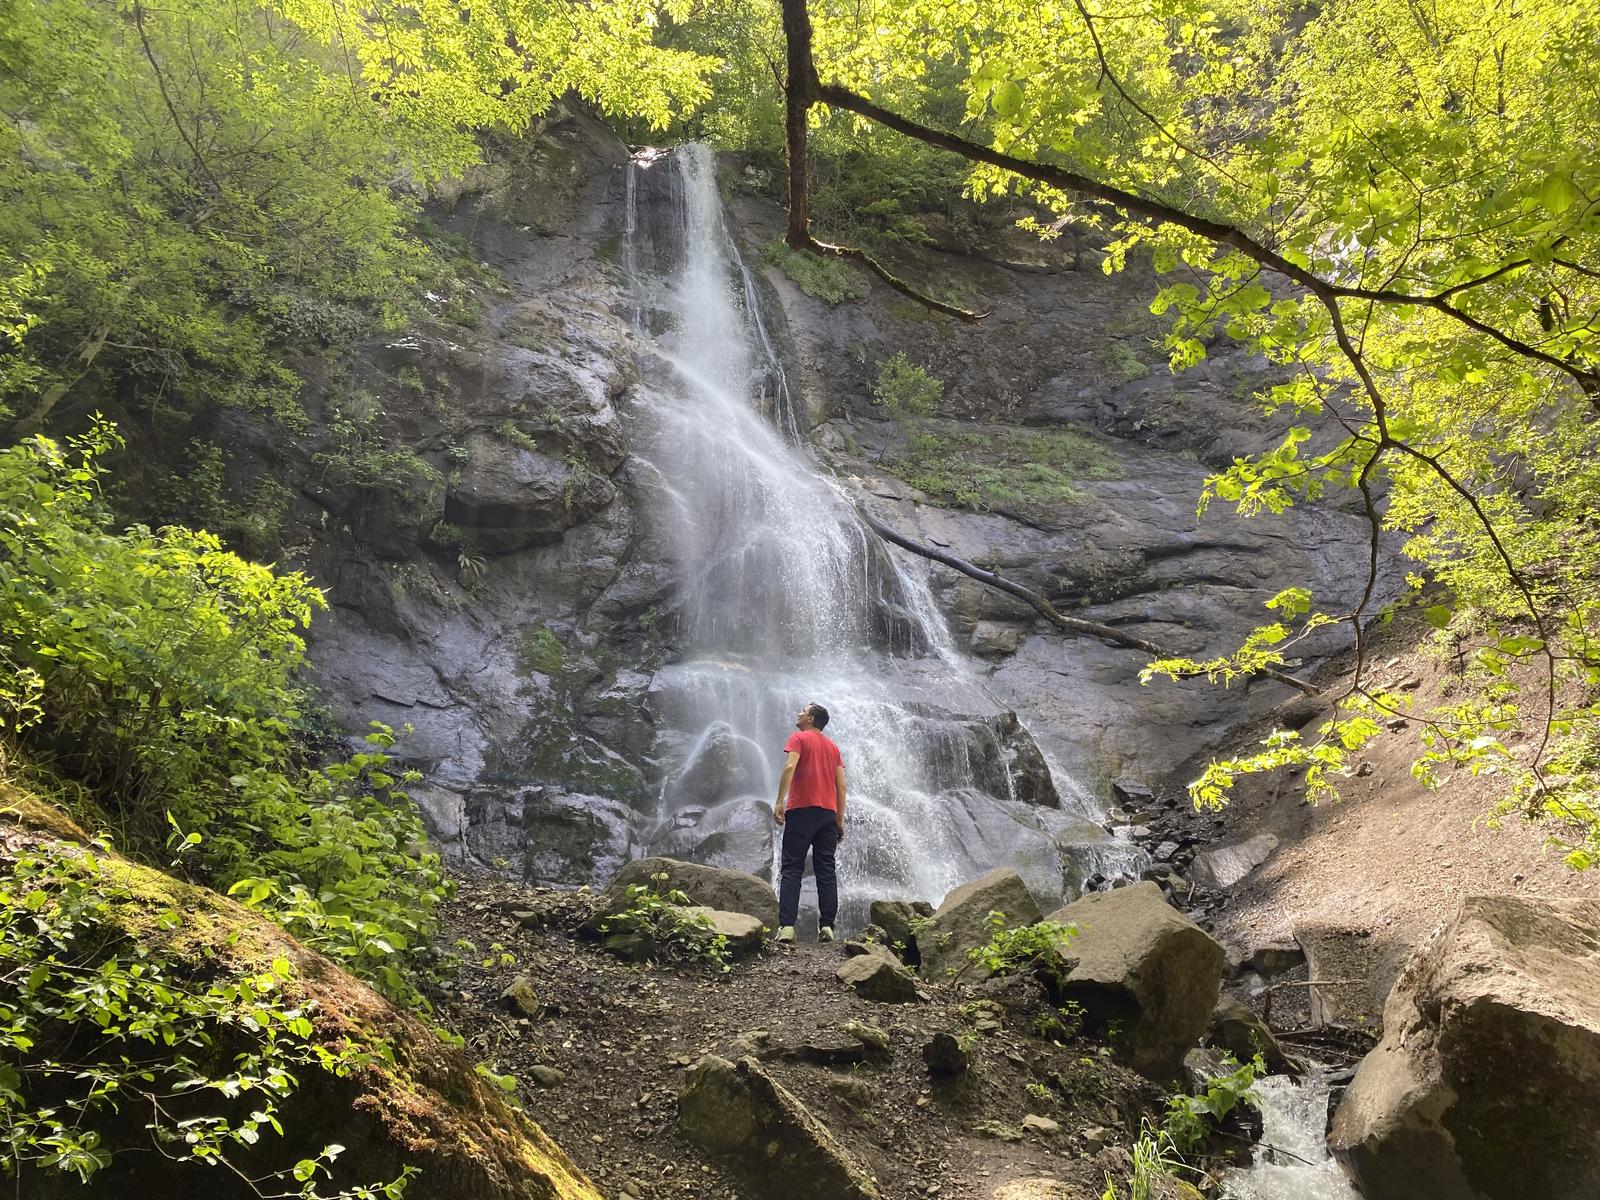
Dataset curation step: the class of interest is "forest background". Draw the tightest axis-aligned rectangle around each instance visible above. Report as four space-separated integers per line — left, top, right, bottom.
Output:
1 0 1597 1191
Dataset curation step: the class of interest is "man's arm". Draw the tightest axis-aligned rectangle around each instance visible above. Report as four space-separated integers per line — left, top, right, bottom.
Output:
774 750 800 824
834 764 847 843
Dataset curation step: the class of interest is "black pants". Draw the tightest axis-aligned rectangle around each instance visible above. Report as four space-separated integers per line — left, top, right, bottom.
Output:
778 806 839 928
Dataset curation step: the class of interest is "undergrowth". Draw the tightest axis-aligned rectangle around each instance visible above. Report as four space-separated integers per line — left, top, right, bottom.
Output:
889 425 1123 510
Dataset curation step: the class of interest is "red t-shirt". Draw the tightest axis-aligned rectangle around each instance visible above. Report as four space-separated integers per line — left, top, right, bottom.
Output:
783 729 843 812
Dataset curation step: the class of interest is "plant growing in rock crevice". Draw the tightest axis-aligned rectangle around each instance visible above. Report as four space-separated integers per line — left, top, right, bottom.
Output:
597 873 732 971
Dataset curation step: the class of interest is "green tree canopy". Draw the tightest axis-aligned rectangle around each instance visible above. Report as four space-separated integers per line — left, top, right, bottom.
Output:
0 0 711 428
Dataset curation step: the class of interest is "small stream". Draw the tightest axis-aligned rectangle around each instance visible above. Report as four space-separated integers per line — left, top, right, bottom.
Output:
1220 1072 1361 1200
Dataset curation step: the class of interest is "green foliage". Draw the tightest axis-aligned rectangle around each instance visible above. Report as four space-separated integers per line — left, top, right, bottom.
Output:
1162 1054 1264 1154
0 423 448 1007
762 240 864 305
890 425 1122 510
156 439 294 559
517 625 566 676
873 352 944 418
599 873 732 971
1102 1120 1190 1200
0 839 411 1196
967 910 1080 977
0 0 712 429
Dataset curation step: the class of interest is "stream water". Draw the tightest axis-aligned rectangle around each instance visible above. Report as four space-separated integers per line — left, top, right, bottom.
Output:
620 144 1142 927
1220 1073 1362 1200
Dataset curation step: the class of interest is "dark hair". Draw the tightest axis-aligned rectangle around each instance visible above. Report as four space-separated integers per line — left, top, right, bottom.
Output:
807 702 830 730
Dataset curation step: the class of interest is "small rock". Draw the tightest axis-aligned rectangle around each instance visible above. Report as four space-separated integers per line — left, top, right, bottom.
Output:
1113 777 1156 805
840 1020 891 1057
1021 1114 1061 1136
621 1181 643 1199
1153 841 1181 862
837 951 920 1003
496 975 539 1017
527 1064 566 1088
1080 1125 1112 1153
921 1032 970 1076
973 1120 1023 1143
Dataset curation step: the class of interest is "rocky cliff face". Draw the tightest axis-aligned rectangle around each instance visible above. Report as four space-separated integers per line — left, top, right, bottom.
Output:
209 110 1388 896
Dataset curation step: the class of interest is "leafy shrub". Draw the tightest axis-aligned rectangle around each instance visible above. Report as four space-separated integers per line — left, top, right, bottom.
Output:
761 240 864 305
967 909 1080 977
1161 1053 1263 1154
0 837 411 1196
598 873 732 971
0 423 448 1007
873 351 943 417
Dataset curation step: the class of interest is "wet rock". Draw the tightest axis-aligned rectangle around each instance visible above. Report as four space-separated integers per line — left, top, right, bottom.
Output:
497 974 539 1017
1045 882 1225 1079
445 429 616 554
678 1055 881 1200
1188 834 1279 892
1113 777 1156 806
663 722 769 808
1207 996 1301 1079
584 856 777 931
921 1032 970 1076
837 949 921 1004
1331 896 1600 1200
917 867 1044 981
970 620 1025 656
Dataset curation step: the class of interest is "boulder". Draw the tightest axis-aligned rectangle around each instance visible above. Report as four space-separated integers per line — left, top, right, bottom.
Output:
918 867 1044 981
1189 834 1278 892
444 430 616 554
868 898 933 964
583 856 777 932
680 906 766 955
1207 996 1301 1079
837 949 921 1004
1330 895 1600 1200
1043 882 1225 1078
678 1055 881 1200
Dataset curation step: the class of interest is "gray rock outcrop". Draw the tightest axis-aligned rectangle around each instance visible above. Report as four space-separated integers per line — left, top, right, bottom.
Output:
918 867 1044 980
1207 995 1300 1078
1330 895 1600 1200
678 1055 881 1200
1044 882 1225 1078
1189 834 1278 892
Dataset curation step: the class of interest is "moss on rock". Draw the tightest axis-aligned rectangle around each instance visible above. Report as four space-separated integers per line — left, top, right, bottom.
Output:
2 794 604 1200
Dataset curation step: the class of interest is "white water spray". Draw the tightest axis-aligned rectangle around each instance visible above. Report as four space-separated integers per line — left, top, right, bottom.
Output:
622 144 1134 925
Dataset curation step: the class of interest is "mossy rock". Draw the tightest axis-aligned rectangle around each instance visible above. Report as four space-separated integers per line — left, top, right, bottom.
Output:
2 794 603 1200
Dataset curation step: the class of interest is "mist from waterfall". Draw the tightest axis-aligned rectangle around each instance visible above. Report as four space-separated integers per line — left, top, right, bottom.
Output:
622 144 1135 927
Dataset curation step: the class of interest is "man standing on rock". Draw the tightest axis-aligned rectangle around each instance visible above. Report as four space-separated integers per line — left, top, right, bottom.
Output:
773 702 846 944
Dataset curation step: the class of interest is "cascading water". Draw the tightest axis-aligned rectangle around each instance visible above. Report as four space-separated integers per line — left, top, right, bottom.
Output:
1219 1073 1362 1200
621 144 1139 927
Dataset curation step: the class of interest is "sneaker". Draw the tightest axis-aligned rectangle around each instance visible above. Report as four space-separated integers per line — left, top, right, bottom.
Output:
818 926 835 943
776 926 796 943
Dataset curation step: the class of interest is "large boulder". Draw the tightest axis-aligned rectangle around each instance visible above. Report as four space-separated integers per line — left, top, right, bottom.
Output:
583 856 777 932
917 867 1044 980
678 1055 881 1200
3 790 602 1200
1043 882 1225 1078
1329 895 1600 1200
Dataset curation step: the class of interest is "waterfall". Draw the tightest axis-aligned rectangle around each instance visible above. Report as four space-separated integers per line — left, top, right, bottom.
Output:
621 143 1130 928
1219 1073 1362 1200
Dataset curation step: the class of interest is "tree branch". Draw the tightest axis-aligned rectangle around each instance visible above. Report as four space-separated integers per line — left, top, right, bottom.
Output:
861 510 1322 696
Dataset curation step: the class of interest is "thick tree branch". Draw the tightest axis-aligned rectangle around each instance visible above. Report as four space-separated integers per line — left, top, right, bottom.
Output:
782 57 1598 392
779 0 986 321
861 511 1322 697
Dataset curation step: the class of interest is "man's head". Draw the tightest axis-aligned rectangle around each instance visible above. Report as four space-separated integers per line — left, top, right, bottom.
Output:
795 702 830 731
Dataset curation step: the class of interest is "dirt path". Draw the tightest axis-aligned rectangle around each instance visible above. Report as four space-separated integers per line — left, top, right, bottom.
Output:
435 880 1167 1200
